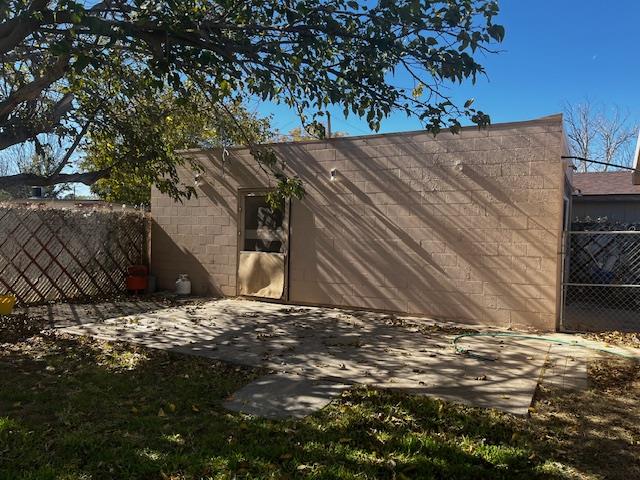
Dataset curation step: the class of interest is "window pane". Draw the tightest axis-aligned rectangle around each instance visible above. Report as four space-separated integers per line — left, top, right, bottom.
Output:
243 196 285 253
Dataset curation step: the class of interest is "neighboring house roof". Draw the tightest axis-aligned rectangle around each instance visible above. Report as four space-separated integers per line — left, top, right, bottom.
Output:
572 172 640 196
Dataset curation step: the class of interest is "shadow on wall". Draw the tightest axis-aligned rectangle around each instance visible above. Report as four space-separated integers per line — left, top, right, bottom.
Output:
276 132 559 329
154 121 562 329
288 151 482 323
151 219 222 296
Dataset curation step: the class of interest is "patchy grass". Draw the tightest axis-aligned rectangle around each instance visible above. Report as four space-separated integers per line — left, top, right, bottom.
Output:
529 357 640 480
0 327 638 479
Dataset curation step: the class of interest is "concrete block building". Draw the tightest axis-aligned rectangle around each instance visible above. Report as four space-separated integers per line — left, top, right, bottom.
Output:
151 114 572 331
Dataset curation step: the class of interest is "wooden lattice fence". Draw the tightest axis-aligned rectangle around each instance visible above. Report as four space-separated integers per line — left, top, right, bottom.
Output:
0 205 147 305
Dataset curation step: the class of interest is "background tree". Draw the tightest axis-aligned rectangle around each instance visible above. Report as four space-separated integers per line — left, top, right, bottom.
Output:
14 141 71 198
0 0 504 203
81 70 272 206
278 126 347 142
564 99 638 172
0 133 70 198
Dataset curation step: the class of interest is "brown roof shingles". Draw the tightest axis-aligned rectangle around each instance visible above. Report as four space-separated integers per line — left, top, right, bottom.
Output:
572 172 640 196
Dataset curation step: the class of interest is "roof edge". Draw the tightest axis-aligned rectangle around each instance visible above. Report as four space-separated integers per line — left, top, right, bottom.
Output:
179 113 563 154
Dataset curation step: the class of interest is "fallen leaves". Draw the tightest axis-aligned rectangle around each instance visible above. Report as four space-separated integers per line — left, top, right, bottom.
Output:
588 357 640 392
583 331 640 349
0 313 49 344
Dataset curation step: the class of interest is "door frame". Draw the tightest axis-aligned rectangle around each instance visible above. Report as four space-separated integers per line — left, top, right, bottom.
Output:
235 187 291 301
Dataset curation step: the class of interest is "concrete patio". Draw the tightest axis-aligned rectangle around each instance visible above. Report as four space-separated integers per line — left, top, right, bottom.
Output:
40 297 622 417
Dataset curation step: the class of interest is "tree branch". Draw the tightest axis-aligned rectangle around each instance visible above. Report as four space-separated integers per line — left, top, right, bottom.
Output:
51 119 92 176
0 0 48 55
0 93 74 150
0 168 111 189
0 55 70 120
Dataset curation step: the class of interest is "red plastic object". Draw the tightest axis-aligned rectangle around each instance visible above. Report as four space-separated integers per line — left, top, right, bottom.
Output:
128 265 148 276
127 265 148 293
127 275 148 292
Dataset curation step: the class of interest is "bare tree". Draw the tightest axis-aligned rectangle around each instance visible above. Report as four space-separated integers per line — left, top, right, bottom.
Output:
597 107 637 170
0 133 70 198
564 101 596 172
0 142 17 199
564 100 638 172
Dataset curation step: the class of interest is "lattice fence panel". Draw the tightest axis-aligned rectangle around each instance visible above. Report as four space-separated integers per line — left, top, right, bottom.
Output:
0 205 147 305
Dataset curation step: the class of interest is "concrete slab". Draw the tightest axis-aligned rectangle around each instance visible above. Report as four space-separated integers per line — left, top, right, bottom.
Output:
224 373 349 419
54 298 617 417
541 344 588 390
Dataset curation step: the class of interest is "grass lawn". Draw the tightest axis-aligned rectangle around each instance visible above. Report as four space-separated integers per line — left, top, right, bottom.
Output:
0 314 639 480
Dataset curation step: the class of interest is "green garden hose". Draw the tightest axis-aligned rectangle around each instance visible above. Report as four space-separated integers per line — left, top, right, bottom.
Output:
452 332 639 361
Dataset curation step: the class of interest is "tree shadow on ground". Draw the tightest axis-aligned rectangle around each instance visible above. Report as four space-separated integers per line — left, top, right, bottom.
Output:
2 332 636 480
15 293 204 328
60 299 551 415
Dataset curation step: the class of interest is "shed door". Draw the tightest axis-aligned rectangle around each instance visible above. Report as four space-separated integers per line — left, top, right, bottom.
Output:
237 191 289 300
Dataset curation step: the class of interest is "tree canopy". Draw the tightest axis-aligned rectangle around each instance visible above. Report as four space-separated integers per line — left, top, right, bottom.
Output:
0 0 504 201
81 75 272 206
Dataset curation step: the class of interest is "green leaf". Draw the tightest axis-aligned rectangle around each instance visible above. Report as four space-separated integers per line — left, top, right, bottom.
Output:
488 24 505 42
73 55 91 73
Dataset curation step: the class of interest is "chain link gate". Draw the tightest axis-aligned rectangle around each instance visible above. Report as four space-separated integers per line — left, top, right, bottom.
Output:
562 230 640 332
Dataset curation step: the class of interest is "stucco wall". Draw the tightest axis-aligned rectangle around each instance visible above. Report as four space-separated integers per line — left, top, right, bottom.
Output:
151 114 566 330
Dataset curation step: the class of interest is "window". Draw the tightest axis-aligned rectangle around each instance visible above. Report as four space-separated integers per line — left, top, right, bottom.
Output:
243 196 285 253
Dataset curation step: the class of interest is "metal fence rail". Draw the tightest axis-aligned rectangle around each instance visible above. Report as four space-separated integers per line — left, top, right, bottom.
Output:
562 230 640 332
0 205 147 305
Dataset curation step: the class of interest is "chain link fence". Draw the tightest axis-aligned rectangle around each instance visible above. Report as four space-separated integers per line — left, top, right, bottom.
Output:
562 228 640 332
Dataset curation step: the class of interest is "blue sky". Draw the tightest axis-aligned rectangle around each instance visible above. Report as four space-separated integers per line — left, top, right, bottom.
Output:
260 0 640 136
72 1 637 198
